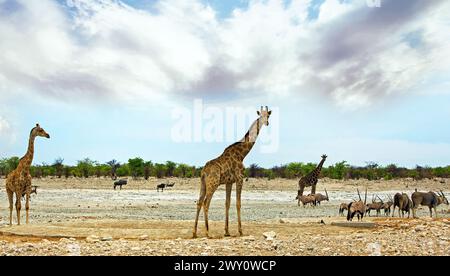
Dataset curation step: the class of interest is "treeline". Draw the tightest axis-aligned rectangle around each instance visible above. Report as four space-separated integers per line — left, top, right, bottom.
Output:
0 157 449 180
0 157 200 179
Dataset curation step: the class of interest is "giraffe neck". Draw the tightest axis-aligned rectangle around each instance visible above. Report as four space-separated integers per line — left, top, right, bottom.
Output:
238 118 263 158
20 133 36 169
224 118 263 161
311 158 326 177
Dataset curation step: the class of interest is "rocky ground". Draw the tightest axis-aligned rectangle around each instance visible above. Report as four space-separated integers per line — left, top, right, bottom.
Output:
0 218 448 256
0 178 448 256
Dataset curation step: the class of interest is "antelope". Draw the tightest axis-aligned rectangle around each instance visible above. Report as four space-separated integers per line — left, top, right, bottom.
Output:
21 186 38 200
381 195 394 216
365 195 383 217
392 193 412 218
157 183 166 192
296 192 316 207
411 190 448 218
314 189 329 206
166 182 175 188
339 203 349 216
347 188 367 221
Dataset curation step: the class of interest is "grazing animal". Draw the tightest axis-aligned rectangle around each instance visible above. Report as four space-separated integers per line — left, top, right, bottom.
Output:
347 188 367 221
157 183 166 192
381 196 394 217
392 193 413 218
298 155 327 197
113 179 128 190
339 203 349 216
166 182 175 188
21 185 38 199
314 189 329 206
296 193 316 207
411 190 448 218
365 195 384 217
6 124 50 225
193 106 272 238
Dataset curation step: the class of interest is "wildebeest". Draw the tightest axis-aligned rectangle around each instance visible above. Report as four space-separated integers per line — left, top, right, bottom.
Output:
314 189 329 206
347 188 367 221
157 183 166 192
411 190 449 218
296 192 315 207
392 193 413 218
365 195 384 217
114 179 127 190
339 203 349 216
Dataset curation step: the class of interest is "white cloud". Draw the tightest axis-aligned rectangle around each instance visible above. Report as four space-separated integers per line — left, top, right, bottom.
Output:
0 0 449 108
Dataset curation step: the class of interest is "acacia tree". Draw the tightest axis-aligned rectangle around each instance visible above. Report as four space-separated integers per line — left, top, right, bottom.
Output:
0 157 19 176
128 158 144 179
77 158 96 178
53 158 64 178
153 163 167 178
107 159 121 180
165 161 176 177
64 166 71 179
144 161 153 180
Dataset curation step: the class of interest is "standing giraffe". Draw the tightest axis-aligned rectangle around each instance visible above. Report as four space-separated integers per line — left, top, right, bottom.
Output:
193 106 272 238
5 124 50 225
297 154 327 198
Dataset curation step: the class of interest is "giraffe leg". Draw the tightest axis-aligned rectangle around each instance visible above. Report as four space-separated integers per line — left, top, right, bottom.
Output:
26 193 30 224
193 176 207 238
203 194 214 238
236 180 243 236
203 178 218 238
7 188 13 226
15 192 21 226
224 183 232 237
299 184 305 197
311 184 316 195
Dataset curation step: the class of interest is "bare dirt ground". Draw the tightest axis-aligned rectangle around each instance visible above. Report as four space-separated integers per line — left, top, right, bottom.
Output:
0 177 448 256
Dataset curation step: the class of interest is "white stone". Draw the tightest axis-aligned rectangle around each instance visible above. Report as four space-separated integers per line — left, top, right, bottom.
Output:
263 231 277 241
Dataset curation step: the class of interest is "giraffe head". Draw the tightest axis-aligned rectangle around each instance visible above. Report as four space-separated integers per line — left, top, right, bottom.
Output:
257 106 272 126
321 154 328 160
31 124 50 139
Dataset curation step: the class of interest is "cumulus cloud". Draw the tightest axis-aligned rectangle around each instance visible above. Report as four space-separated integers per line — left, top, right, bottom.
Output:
0 0 449 108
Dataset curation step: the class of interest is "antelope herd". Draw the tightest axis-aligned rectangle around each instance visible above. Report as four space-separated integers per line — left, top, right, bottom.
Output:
296 187 448 221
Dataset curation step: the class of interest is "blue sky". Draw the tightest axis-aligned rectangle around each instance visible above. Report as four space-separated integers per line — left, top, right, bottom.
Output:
1 0 450 168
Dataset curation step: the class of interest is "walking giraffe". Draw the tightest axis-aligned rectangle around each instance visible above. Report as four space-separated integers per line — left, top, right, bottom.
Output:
297 154 327 198
5 124 50 225
193 106 272 238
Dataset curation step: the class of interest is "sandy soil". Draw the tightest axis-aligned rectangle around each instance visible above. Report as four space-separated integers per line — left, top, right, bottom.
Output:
3 176 447 191
0 177 448 256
